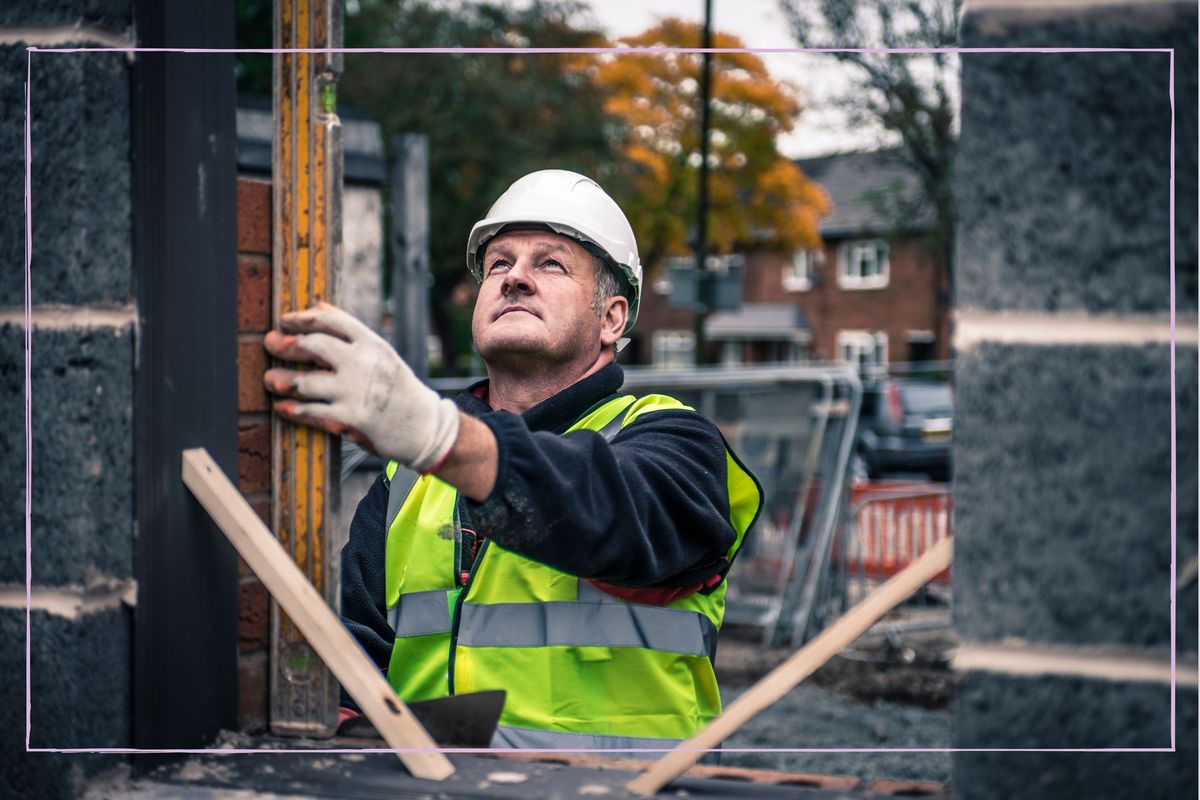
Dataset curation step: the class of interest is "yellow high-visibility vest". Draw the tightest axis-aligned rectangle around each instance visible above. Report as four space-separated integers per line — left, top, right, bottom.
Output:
382 393 761 749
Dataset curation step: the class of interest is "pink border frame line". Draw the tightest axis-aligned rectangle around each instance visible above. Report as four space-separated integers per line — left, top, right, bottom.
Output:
25 44 1181 757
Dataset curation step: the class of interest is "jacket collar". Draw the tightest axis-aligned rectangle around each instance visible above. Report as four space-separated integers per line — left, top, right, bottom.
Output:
455 363 625 434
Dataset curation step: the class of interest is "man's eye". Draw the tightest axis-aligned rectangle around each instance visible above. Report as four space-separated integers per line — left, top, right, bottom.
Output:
542 259 564 271
487 260 510 274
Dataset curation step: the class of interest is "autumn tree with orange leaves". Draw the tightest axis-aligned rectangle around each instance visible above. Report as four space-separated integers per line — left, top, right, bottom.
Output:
589 19 830 271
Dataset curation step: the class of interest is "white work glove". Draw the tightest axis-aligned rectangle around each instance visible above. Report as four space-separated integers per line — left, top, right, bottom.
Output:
262 303 460 473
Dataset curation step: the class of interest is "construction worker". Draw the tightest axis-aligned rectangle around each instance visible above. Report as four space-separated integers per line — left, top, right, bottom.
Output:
262 169 762 751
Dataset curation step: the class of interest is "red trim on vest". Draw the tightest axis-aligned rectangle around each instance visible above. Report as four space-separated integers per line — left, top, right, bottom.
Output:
585 572 723 606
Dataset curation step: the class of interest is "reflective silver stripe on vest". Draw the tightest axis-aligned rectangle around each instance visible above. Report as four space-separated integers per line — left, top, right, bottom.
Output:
490 723 681 754
387 589 452 638
595 402 630 441
385 464 421 531
457 600 717 659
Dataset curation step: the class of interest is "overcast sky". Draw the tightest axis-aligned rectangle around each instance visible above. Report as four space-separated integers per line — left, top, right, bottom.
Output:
445 0 897 158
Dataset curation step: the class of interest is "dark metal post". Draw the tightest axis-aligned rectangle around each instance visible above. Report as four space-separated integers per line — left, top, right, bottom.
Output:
390 134 431 378
131 0 239 752
694 0 714 365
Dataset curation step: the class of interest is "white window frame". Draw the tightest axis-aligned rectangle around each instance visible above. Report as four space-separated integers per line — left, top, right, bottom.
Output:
836 239 890 290
719 339 742 366
652 329 696 370
783 248 819 292
905 329 935 344
837 329 889 377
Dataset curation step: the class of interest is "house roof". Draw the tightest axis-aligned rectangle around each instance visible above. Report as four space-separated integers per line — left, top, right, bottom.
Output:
796 149 935 238
705 303 811 342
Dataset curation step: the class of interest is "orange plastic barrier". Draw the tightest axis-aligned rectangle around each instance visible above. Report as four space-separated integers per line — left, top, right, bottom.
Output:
842 482 952 583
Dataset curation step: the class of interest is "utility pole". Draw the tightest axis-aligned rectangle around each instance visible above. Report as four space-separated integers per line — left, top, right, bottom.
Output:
694 0 714 365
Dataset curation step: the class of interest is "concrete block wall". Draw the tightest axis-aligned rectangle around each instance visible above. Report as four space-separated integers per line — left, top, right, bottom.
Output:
953 2 1197 798
236 176 273 732
0 3 136 798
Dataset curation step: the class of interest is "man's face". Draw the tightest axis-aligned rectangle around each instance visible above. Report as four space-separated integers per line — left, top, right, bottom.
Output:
471 230 609 369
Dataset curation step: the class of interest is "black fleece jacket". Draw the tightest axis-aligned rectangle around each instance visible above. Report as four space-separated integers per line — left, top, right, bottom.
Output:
340 363 746 674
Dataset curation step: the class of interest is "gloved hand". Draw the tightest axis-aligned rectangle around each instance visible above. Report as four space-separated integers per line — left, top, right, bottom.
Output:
262 302 460 473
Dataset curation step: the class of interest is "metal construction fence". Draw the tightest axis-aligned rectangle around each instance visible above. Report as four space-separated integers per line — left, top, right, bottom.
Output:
433 363 863 648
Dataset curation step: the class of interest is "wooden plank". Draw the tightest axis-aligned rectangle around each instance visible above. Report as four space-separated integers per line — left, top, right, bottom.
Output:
627 537 954 796
182 448 454 781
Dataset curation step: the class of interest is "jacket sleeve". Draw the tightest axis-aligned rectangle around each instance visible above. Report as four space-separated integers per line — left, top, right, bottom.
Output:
339 471 394 676
463 409 738 588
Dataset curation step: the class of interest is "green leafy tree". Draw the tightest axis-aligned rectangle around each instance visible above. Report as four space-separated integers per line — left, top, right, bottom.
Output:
779 0 960 282
235 0 273 94
236 0 622 374
339 0 623 374
591 19 830 269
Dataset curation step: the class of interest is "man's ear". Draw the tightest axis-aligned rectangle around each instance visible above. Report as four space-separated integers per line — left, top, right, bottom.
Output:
599 295 629 348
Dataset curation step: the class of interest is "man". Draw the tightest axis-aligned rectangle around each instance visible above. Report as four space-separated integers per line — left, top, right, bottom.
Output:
263 169 762 751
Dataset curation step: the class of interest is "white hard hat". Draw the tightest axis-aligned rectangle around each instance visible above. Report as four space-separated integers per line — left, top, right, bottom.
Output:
466 169 642 333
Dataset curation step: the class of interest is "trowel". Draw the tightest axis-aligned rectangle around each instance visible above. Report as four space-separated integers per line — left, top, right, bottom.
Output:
337 690 506 747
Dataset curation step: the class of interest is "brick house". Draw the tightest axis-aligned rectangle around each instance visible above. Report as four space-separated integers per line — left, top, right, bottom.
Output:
629 149 951 374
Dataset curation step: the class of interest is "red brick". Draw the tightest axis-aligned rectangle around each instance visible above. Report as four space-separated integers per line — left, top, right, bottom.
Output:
238 337 269 413
237 177 272 255
238 650 269 733
249 494 271 526
239 577 269 653
238 423 270 494
237 254 271 332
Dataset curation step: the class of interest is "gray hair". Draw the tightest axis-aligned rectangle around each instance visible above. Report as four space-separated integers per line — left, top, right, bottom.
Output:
591 256 622 316
585 247 624 316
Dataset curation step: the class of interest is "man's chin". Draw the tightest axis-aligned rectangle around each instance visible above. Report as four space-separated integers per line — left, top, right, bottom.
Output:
476 334 550 362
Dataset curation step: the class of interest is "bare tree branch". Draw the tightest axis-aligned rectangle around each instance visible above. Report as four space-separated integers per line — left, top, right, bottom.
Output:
779 0 960 284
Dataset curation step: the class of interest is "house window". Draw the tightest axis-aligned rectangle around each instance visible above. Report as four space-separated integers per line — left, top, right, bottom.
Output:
837 239 889 289
719 340 742 366
655 256 694 296
652 330 695 370
905 329 936 364
783 249 819 292
837 329 888 377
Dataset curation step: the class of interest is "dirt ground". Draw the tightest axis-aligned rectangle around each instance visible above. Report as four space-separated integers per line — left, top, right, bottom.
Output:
714 608 956 784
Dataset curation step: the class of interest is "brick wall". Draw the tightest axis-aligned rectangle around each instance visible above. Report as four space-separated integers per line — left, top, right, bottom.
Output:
631 234 949 367
0 4 136 798
632 275 699 363
742 237 950 362
236 176 272 732
952 2 1197 797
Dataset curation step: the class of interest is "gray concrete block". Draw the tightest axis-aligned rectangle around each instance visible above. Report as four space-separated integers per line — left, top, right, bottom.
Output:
0 607 129 799
0 0 131 29
956 2 1196 313
1177 347 1197 656
954 344 1177 647
0 44 132 307
953 672 1196 799
0 324 134 585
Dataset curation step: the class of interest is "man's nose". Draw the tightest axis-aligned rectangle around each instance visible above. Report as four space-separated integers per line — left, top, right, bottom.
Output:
500 259 535 296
